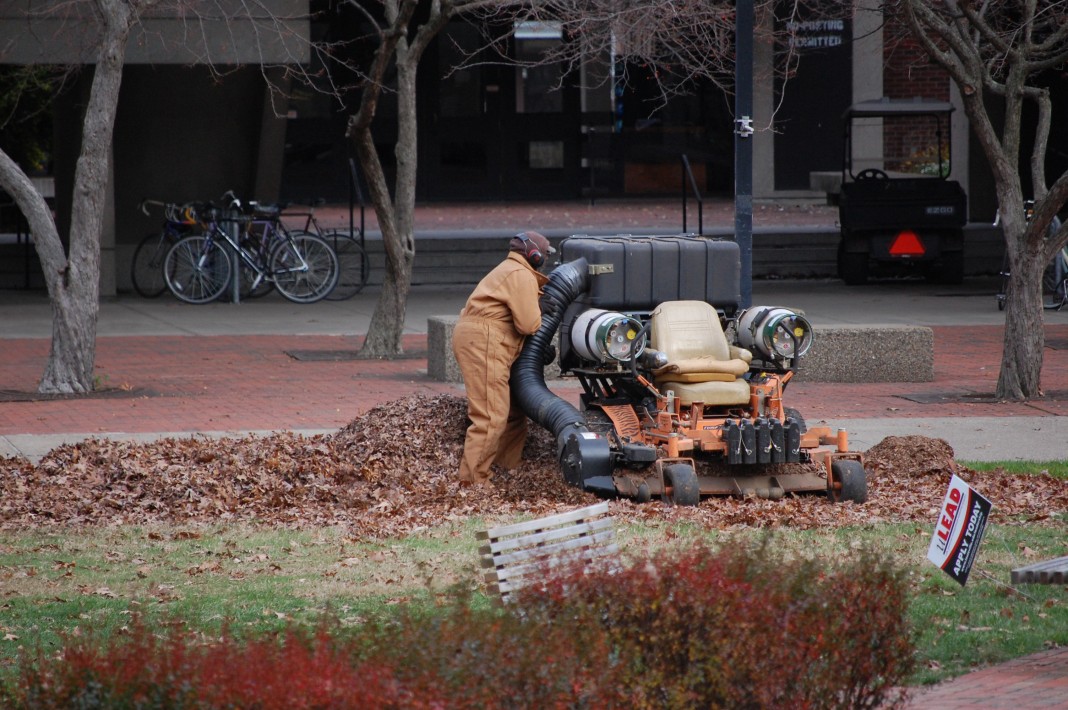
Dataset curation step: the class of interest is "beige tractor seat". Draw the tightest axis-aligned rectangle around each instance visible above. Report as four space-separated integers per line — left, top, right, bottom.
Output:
650 300 753 406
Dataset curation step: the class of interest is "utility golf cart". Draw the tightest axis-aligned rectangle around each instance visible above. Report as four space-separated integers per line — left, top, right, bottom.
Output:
512 235 869 506
837 98 967 285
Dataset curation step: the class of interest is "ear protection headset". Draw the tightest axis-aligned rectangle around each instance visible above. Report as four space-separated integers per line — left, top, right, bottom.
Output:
514 232 545 269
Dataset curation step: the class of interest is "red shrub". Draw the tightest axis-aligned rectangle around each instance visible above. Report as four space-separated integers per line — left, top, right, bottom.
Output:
7 540 913 709
9 620 439 709
513 538 915 709
359 596 630 708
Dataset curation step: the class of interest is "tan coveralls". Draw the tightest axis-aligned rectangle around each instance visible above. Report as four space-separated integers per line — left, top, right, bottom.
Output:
453 252 549 483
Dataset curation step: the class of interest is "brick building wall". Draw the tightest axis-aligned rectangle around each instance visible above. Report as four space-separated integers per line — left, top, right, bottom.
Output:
882 20 952 174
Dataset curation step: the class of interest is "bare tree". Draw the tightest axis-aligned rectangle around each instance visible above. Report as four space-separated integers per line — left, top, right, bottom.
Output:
0 1 329 394
480 1 747 96
0 0 142 394
893 0 1068 400
343 0 499 358
343 0 817 358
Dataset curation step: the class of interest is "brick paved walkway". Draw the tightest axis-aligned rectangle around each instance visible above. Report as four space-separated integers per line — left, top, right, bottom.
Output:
906 646 1068 709
4 325 1068 436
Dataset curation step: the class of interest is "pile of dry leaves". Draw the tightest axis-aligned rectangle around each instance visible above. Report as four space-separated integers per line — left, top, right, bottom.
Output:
1 394 1065 538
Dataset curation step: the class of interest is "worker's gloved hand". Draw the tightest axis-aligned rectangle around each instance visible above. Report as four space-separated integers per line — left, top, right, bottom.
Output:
542 343 557 366
539 294 560 318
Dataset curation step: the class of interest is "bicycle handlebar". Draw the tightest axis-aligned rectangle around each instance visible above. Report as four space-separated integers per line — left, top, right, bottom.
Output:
139 198 167 216
143 192 329 225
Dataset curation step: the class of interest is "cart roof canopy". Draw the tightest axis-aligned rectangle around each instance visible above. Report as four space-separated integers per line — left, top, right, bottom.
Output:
844 97 955 118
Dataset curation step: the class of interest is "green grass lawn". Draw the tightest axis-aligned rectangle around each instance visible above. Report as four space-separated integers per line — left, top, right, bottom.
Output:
971 459 1068 480
1 461 1064 690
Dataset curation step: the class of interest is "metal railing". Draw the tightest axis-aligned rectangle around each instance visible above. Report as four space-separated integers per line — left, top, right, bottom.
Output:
681 154 704 235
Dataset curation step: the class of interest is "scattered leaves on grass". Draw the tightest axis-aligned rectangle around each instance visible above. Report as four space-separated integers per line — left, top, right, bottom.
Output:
1 397 1066 538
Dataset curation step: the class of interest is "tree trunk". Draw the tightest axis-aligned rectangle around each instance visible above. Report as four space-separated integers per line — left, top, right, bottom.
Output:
41 26 128 391
997 247 1046 399
0 152 90 393
41 285 99 392
358 42 419 358
0 2 134 393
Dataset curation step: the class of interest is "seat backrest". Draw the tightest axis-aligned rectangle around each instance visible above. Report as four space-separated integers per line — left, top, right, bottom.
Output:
650 300 731 363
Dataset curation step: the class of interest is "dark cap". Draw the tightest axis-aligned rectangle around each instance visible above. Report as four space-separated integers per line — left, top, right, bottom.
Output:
509 230 555 257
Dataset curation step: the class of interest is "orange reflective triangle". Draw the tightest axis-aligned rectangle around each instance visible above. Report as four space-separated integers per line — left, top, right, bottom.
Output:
890 230 925 256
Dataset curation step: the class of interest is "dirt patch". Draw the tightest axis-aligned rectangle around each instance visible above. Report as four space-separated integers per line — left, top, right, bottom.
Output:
1 395 1065 538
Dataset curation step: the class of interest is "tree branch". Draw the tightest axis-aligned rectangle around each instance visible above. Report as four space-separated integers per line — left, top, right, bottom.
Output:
345 0 416 137
1028 86 1052 200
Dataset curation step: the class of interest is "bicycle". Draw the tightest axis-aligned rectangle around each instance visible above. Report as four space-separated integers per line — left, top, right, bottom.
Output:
130 200 197 298
1042 245 1068 311
283 198 369 300
995 201 1066 311
163 201 339 304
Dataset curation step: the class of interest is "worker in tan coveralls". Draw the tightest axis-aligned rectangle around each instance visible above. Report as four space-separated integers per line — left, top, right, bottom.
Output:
453 231 554 484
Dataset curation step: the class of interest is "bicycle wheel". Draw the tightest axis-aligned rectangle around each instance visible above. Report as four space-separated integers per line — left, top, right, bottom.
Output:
164 234 233 304
322 231 369 300
131 231 177 298
269 233 339 303
1042 263 1062 310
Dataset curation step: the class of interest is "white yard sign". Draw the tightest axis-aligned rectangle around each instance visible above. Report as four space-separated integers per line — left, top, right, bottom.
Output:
927 474 993 586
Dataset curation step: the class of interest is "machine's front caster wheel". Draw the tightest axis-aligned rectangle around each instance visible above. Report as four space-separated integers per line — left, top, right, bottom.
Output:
635 481 652 503
664 463 700 506
784 406 808 434
828 460 868 504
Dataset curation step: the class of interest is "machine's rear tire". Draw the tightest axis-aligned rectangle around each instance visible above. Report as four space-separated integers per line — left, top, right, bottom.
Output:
829 459 868 504
664 463 700 506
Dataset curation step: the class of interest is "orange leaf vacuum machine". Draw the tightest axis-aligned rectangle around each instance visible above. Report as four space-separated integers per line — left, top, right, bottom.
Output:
511 235 867 506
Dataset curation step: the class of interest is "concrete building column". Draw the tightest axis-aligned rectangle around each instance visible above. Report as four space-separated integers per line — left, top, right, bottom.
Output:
253 67 290 201
755 2 884 199
852 0 884 104
752 11 775 199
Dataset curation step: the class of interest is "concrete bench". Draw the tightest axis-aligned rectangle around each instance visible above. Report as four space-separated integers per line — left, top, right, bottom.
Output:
794 325 934 383
428 315 564 382
429 315 933 384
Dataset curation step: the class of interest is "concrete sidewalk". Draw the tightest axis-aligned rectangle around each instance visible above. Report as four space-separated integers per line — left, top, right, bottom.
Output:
0 273 1027 340
0 274 1028 340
